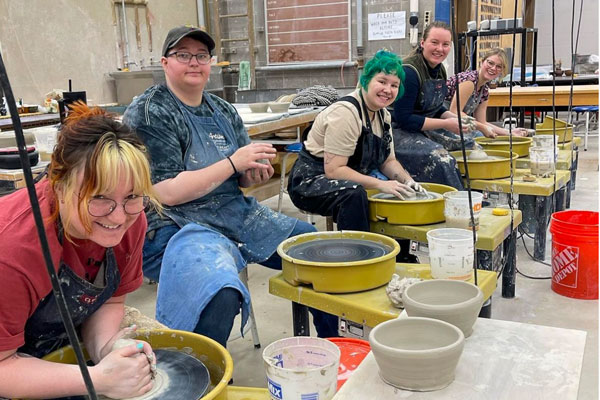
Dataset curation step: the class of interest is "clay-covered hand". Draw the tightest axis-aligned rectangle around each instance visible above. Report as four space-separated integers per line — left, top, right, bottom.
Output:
483 125 497 138
405 180 425 193
378 179 416 200
92 342 154 399
510 127 529 137
229 143 277 173
445 118 470 135
243 162 274 185
99 325 156 378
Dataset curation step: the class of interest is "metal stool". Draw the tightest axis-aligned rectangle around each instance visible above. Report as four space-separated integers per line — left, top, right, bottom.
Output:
572 105 599 151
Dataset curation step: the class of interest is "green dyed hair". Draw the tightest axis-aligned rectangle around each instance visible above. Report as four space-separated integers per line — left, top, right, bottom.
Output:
359 50 405 100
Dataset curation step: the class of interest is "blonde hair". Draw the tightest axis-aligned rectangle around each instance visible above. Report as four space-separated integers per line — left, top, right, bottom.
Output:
481 48 509 77
49 102 161 240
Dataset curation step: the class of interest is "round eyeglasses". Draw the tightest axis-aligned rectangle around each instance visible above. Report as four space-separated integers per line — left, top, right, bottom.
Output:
87 195 150 217
167 51 212 65
485 59 503 71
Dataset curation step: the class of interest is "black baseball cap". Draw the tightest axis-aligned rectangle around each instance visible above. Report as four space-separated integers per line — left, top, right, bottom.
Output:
162 25 216 57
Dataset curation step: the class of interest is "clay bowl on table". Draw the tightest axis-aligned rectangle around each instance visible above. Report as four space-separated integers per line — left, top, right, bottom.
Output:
369 317 465 391
268 101 291 113
249 102 269 113
402 279 484 337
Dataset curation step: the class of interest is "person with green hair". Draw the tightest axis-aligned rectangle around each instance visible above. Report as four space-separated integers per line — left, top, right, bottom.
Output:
287 50 423 241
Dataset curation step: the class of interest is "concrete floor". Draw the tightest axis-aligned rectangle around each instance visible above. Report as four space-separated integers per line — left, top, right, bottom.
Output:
127 135 599 399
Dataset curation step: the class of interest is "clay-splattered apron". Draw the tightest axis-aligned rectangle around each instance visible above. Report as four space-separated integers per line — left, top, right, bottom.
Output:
164 92 296 263
288 94 391 211
393 76 469 189
20 222 120 359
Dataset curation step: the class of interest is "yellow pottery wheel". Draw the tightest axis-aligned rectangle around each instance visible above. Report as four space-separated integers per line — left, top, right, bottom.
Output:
277 231 399 293
40 329 233 400
475 136 532 157
535 116 573 143
451 149 518 179
367 182 457 225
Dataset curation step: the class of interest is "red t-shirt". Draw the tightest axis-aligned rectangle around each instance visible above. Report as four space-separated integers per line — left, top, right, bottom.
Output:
0 180 146 351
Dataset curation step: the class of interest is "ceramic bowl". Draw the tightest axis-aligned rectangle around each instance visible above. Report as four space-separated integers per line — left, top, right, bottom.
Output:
268 102 291 113
249 102 269 113
369 317 465 391
402 279 484 337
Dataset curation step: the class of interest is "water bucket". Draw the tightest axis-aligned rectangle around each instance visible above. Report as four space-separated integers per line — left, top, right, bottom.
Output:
427 228 474 280
327 338 370 390
529 146 555 177
443 191 483 230
549 210 599 299
263 337 340 400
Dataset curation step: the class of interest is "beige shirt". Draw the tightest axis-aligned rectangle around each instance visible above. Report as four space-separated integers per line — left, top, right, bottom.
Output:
305 89 394 159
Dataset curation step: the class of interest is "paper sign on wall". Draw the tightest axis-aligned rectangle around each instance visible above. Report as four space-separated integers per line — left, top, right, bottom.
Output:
368 11 406 40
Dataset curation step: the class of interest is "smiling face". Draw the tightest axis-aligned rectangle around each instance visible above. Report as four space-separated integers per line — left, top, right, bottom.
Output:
162 37 211 92
480 54 504 82
58 168 142 248
363 72 400 110
420 27 452 68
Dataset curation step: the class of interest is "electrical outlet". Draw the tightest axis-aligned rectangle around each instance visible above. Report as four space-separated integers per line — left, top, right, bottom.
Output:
423 10 432 29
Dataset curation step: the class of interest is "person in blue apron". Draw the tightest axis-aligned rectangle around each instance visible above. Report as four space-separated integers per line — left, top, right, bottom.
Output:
446 47 529 138
0 103 160 399
392 21 473 190
287 50 424 262
124 26 339 347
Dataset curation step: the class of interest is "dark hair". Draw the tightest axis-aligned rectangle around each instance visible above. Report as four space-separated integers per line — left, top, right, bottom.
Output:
359 50 406 100
410 21 452 56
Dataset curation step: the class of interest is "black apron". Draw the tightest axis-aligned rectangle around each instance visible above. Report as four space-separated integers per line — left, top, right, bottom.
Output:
287 93 391 210
20 221 120 359
393 63 468 190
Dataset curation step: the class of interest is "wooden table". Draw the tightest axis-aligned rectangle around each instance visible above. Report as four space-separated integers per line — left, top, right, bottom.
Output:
269 263 497 337
245 109 320 138
469 169 571 262
488 84 599 107
333 318 586 400
0 113 60 131
371 208 521 299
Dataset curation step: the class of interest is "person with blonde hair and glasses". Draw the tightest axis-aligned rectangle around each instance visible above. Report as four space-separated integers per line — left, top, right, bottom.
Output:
446 47 528 138
0 102 161 399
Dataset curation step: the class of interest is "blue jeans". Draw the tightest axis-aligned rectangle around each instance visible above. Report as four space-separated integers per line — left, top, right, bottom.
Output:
143 220 339 347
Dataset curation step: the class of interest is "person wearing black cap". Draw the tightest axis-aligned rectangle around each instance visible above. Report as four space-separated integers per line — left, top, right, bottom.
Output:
124 26 338 347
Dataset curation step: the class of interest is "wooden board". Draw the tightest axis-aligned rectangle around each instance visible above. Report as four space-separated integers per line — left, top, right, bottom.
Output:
488 85 599 107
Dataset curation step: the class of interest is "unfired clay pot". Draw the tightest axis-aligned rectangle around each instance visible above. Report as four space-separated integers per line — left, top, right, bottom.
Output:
402 279 484 337
369 316 465 391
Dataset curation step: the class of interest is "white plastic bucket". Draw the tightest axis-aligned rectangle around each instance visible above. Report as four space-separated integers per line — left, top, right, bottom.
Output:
263 337 340 400
427 228 474 280
29 126 58 161
443 191 483 230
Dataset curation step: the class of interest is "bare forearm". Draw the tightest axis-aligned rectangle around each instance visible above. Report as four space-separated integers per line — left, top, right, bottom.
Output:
381 159 412 183
325 164 382 190
81 299 125 363
0 354 93 399
154 159 234 205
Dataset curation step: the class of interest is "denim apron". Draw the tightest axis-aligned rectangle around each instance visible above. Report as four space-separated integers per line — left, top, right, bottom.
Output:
393 59 470 189
162 91 296 263
19 221 120 359
288 94 391 204
154 92 295 331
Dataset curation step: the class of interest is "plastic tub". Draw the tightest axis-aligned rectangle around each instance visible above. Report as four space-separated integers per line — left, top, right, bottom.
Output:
475 136 532 157
427 228 474 281
550 210 599 299
529 146 555 177
536 116 573 143
327 338 370 390
443 191 483 230
263 337 340 400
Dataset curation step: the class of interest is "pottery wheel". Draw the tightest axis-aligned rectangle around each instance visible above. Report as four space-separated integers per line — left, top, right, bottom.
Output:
286 238 391 262
371 192 441 201
118 349 210 400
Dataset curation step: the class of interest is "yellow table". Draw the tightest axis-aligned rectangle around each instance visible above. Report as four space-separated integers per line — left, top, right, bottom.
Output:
371 208 520 299
269 263 497 337
469 169 570 262
227 386 270 399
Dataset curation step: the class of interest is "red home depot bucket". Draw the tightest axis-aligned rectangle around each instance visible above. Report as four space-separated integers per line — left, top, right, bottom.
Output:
549 210 599 299
327 338 371 390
